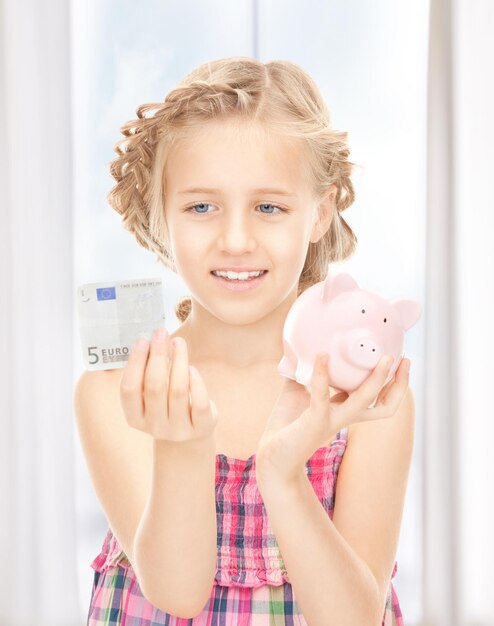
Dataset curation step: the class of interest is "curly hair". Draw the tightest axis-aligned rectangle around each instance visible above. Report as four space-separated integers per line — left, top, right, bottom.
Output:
107 56 359 322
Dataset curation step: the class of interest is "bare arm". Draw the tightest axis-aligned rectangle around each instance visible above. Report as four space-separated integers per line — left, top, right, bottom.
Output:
258 471 381 626
134 436 217 618
118 330 219 618
257 386 415 626
75 328 220 618
73 367 218 619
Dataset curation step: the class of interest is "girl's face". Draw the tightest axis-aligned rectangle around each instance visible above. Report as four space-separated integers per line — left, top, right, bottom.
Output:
163 119 333 326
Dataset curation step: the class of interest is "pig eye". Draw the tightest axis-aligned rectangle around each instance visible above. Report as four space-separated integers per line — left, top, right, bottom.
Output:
384 318 387 322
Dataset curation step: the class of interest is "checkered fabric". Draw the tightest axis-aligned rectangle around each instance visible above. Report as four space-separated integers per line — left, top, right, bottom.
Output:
87 427 403 625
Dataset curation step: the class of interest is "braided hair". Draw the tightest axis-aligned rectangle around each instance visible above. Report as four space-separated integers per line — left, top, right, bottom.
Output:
107 56 359 322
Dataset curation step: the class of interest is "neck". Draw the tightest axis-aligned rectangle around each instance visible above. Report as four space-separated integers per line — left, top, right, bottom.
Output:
177 291 297 369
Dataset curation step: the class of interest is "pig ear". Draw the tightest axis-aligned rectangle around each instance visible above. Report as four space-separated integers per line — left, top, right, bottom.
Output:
321 272 359 302
390 299 422 330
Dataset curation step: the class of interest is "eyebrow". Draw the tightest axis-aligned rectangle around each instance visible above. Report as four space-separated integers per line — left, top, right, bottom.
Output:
177 186 298 197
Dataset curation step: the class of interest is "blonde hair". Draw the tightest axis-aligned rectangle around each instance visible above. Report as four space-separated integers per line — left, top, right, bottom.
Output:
107 56 359 322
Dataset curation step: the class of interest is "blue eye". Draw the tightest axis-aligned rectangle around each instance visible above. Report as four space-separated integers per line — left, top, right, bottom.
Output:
258 203 285 214
185 203 286 215
187 203 211 214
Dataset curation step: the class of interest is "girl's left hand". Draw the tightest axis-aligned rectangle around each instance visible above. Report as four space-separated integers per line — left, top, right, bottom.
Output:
255 353 410 486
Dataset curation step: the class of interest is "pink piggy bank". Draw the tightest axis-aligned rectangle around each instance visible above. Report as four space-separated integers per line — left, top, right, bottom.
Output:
278 272 422 393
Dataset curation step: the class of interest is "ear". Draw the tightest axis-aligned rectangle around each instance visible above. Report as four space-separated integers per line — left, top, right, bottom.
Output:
309 184 337 244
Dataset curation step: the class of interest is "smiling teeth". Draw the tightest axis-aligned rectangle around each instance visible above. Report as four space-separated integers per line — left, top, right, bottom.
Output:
212 270 265 280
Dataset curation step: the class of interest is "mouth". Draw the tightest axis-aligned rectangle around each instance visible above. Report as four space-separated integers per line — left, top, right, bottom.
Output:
210 270 268 281
210 269 269 291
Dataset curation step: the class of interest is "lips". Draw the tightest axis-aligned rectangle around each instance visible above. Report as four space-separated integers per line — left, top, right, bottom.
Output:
210 270 268 278
210 269 268 291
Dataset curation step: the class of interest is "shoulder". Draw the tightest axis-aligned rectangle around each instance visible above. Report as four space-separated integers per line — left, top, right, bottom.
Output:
334 385 416 512
346 385 415 450
73 368 126 427
74 367 123 396
73 366 152 456
324 385 415 448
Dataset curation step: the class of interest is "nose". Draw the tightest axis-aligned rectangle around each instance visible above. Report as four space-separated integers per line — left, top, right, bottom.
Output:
343 328 383 369
216 210 258 254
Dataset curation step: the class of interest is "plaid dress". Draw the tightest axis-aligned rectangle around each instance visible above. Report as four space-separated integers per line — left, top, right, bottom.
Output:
87 427 404 625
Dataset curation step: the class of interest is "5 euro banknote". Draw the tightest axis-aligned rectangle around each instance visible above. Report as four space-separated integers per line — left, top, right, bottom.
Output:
76 278 166 371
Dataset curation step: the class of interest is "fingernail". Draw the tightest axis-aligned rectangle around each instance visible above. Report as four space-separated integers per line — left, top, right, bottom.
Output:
133 337 149 351
384 355 393 369
153 327 167 342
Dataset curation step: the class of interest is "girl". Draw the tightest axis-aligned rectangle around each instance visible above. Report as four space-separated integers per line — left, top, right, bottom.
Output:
74 56 414 626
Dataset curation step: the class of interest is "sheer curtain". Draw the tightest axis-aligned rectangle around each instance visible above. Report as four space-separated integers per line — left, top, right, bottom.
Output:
453 0 494 616
1 1 492 625
424 1 494 625
0 0 80 624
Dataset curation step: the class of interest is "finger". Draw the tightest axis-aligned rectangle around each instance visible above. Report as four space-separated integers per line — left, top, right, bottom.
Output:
309 353 333 417
167 336 192 429
120 336 150 428
369 357 410 417
311 352 330 401
374 358 405 406
189 365 218 432
343 354 394 415
374 375 396 405
143 327 172 430
309 352 352 435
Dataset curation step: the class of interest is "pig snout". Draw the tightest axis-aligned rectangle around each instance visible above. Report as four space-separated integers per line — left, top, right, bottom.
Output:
341 328 385 370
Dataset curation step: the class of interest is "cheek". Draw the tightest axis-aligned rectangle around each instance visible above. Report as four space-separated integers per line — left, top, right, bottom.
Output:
165 228 201 276
269 227 309 262
172 224 205 254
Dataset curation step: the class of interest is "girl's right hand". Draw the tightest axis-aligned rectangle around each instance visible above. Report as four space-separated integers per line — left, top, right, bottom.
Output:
120 327 218 445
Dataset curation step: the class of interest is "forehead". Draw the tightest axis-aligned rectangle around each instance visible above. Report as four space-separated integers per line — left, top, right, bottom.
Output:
164 119 312 195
